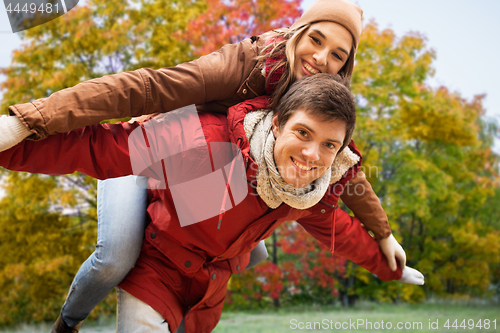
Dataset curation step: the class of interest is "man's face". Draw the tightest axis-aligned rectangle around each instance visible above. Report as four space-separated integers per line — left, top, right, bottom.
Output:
272 110 346 188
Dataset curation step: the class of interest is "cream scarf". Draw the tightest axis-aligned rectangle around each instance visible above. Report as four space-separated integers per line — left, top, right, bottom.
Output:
244 109 360 210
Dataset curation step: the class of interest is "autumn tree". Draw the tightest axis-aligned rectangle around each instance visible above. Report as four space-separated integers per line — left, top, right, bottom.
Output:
181 0 301 56
0 172 95 325
350 21 500 300
0 0 211 324
0 0 196 326
0 0 305 325
226 221 345 310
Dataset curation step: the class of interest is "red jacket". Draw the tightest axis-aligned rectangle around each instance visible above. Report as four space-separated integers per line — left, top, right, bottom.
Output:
0 96 402 333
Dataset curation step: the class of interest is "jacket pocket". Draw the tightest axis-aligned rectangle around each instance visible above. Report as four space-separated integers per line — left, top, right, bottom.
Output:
228 253 250 274
141 255 184 289
146 225 206 278
204 269 231 308
237 64 265 100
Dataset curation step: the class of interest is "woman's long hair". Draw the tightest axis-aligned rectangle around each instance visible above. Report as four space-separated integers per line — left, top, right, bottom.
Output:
257 23 355 109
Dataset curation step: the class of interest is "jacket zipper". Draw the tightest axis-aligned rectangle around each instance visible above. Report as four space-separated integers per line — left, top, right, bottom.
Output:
217 137 244 230
320 200 338 255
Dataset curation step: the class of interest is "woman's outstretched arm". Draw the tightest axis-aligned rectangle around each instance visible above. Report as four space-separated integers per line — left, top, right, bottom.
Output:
7 37 262 142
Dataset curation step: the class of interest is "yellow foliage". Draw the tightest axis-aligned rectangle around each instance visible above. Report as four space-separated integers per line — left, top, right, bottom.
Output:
399 87 482 146
0 172 98 325
399 284 426 303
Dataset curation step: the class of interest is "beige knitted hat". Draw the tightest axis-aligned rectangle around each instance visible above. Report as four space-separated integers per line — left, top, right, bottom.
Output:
290 0 363 50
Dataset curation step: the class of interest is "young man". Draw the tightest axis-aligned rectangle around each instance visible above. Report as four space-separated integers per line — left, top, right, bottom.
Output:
0 74 423 332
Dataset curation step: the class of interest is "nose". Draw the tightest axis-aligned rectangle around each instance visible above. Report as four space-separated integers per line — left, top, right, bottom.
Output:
301 142 320 162
313 48 328 67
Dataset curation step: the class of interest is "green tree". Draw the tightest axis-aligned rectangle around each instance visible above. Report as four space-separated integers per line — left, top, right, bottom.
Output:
0 172 94 324
0 0 303 324
0 0 204 326
350 21 500 301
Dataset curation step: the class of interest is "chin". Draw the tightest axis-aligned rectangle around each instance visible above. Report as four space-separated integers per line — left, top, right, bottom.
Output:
294 67 304 80
284 177 310 189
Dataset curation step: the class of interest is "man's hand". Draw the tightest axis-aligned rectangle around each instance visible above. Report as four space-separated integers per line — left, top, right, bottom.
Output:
398 266 425 285
378 234 406 271
0 115 31 152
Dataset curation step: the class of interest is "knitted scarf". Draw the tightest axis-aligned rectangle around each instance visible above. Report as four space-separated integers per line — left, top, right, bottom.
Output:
264 37 286 95
244 109 360 210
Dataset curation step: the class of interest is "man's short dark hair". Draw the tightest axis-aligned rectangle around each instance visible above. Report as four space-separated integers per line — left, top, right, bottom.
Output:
275 73 356 153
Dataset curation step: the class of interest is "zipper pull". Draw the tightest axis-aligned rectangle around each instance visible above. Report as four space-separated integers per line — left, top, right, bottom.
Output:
217 137 244 230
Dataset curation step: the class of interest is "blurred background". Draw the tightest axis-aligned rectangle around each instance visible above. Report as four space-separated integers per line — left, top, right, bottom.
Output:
0 0 499 331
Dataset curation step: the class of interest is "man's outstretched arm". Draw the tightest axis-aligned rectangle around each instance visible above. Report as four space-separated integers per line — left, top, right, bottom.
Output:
298 211 423 284
341 171 407 271
0 117 139 179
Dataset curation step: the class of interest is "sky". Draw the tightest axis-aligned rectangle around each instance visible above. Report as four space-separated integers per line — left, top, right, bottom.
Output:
0 0 499 152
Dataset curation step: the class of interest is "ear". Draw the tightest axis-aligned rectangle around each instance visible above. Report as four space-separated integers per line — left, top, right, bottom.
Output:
272 114 279 138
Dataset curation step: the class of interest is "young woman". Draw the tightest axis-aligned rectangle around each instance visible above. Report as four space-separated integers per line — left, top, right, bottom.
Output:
0 0 406 331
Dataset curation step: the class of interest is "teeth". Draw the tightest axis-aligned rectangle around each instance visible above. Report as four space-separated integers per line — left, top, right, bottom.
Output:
303 62 319 74
292 158 314 171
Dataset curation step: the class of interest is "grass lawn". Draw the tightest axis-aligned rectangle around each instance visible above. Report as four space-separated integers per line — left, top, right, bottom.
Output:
1 301 499 332
212 302 500 333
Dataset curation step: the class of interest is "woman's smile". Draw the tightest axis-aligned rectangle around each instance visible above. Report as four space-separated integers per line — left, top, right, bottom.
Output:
302 60 320 75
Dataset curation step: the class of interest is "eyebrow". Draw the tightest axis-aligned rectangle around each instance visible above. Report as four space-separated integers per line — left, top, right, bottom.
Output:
311 29 350 57
297 122 343 145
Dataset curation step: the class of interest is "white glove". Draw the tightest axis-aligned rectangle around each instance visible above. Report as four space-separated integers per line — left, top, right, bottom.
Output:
398 266 425 285
0 115 31 152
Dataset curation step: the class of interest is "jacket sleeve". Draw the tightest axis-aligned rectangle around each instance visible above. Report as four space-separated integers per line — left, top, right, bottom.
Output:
9 38 259 141
340 172 392 240
296 211 402 281
0 121 155 180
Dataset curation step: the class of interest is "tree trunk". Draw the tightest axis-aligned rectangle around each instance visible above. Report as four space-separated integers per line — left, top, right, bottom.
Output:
338 262 357 307
272 230 281 308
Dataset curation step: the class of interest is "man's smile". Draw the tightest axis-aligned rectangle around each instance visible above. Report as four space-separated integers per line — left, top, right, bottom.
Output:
291 157 317 171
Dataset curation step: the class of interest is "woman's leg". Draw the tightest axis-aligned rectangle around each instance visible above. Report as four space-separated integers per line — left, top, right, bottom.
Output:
60 175 149 327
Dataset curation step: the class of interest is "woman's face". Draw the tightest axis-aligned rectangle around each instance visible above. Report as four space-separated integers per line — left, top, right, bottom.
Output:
293 21 353 80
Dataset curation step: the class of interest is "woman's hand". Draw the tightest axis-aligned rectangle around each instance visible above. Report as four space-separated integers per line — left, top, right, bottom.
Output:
0 115 31 152
398 266 425 285
378 234 406 271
